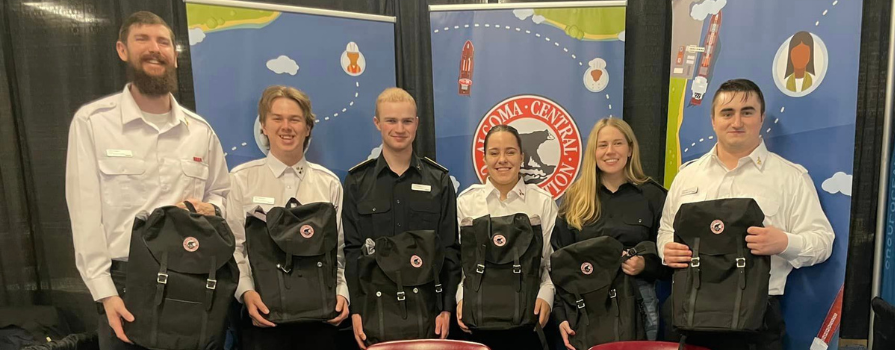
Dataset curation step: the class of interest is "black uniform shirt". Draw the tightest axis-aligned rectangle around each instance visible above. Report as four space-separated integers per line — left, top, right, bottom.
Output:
342 153 461 315
552 180 668 281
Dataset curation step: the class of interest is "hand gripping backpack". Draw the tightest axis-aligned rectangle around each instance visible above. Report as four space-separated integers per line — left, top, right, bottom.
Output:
244 198 339 323
672 198 770 333
357 230 445 345
124 202 238 350
459 214 543 333
550 236 654 349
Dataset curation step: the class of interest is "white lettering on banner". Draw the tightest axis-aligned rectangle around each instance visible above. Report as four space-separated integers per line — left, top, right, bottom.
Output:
472 95 582 198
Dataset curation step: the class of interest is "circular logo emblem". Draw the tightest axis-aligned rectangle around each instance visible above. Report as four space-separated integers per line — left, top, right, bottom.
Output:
410 255 423 268
300 225 315 238
581 262 594 275
183 237 199 252
710 220 725 234
473 95 582 199
493 234 507 247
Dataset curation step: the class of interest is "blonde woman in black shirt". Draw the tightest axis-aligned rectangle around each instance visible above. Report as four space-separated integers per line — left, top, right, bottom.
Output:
552 118 667 349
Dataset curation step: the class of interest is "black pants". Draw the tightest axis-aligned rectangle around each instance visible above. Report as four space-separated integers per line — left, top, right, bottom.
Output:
241 313 338 350
663 296 786 350
97 265 147 350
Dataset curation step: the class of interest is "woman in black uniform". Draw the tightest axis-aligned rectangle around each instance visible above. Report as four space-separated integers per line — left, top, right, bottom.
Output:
552 118 667 350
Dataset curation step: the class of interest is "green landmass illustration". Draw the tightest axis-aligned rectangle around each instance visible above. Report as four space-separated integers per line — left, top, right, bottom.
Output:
664 77 688 187
186 4 280 32
533 7 626 41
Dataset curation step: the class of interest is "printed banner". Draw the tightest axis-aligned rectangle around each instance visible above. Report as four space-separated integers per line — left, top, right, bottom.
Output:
186 0 396 178
664 0 863 348
430 3 626 197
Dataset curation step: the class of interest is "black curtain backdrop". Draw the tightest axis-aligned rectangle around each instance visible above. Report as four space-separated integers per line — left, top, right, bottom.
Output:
0 0 880 341
842 0 891 340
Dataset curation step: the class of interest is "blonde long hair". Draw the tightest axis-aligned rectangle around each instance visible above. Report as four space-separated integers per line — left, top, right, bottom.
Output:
559 118 650 230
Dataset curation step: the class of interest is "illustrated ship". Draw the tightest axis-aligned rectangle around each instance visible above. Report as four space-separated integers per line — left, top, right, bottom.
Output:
458 40 474 96
690 10 722 106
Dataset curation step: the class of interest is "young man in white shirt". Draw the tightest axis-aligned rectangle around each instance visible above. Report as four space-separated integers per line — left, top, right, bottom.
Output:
226 86 350 349
65 11 230 350
657 78 835 349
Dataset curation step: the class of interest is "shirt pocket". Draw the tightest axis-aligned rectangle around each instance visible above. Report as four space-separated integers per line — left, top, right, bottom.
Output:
180 159 209 199
751 195 781 225
407 198 439 231
98 158 146 208
678 186 706 205
357 199 392 237
620 211 653 245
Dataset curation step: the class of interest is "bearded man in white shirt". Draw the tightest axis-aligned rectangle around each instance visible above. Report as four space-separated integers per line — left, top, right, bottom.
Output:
65 11 230 350
657 78 835 350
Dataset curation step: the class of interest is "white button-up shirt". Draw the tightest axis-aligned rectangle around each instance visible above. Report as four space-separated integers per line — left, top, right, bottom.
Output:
227 153 349 303
66 85 230 301
456 177 557 307
657 141 834 295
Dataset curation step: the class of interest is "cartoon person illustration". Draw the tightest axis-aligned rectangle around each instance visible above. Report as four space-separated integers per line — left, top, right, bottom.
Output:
346 42 361 74
784 31 815 93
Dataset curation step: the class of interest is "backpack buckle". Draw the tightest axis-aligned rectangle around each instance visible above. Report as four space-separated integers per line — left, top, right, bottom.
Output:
397 291 406 301
609 289 617 299
513 264 522 274
206 279 217 290
475 264 485 274
736 258 746 268
157 273 168 284
435 284 443 293
576 299 586 309
690 257 700 268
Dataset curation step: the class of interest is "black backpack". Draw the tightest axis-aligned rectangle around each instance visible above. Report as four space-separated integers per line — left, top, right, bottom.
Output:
550 236 650 349
124 202 238 350
459 213 543 332
672 198 770 333
357 230 445 344
244 198 339 323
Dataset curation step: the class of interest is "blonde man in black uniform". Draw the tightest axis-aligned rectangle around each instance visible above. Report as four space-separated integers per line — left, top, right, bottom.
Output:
342 88 462 349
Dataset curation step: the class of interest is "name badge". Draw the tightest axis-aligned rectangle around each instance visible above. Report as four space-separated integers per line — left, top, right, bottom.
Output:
252 196 275 205
412 184 432 192
106 149 133 157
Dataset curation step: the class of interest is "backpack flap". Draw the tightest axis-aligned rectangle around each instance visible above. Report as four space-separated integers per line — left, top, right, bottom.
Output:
266 202 338 256
550 236 624 328
673 198 765 285
484 213 536 265
550 236 623 295
373 230 444 317
141 205 234 276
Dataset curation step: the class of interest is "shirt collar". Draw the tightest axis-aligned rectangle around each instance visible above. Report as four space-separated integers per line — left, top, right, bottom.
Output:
266 152 308 179
120 84 189 130
709 140 769 171
485 176 527 201
374 152 422 175
601 181 641 194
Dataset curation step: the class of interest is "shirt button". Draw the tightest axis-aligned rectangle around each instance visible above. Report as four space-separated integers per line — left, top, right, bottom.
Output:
397 223 402 227
372 208 377 212
317 262 323 267
376 291 382 297
396 200 400 204
413 288 419 293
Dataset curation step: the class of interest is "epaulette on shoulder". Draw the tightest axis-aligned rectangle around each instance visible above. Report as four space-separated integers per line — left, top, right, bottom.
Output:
679 159 698 170
421 157 448 172
349 158 376 173
644 178 669 193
